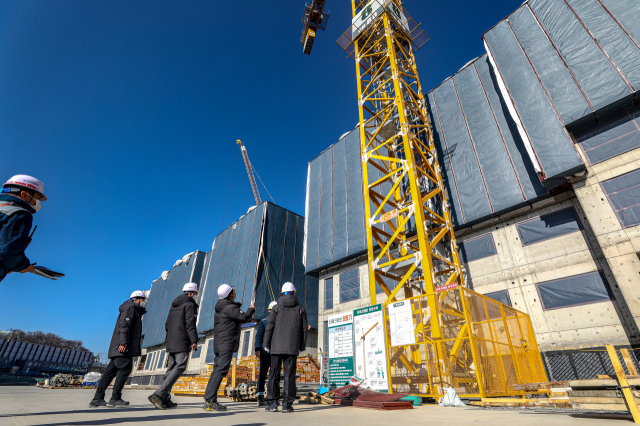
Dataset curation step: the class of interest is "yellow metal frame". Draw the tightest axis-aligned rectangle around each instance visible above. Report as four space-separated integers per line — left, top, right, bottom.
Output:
346 0 546 398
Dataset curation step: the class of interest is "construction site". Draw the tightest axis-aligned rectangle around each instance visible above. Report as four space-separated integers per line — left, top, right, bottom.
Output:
2 0 640 424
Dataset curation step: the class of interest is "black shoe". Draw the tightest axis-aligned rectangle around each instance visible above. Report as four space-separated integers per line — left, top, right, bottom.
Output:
89 399 107 407
148 394 166 410
257 395 266 407
203 400 227 412
282 407 294 413
164 399 178 408
107 399 129 407
265 403 278 412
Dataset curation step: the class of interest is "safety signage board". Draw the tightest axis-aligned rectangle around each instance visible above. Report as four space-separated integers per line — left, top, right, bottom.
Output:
328 311 354 387
387 300 416 346
354 304 388 391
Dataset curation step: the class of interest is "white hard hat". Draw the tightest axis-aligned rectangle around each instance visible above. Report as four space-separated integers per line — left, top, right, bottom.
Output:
268 301 277 310
282 282 296 293
218 284 233 299
3 175 48 201
182 282 199 293
130 290 147 299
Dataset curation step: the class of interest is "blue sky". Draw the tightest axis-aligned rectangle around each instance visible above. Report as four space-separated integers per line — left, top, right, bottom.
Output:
0 0 525 357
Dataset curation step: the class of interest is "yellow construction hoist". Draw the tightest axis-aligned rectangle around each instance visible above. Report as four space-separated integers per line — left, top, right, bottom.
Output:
306 0 548 398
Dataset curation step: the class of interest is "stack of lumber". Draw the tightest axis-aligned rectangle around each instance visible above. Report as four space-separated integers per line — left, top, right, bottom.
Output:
567 377 640 411
469 381 571 408
172 374 217 397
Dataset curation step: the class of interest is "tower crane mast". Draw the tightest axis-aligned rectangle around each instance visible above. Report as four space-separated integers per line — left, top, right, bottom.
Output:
236 140 262 206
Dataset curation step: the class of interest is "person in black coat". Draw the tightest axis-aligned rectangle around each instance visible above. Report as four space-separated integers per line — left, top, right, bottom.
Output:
254 300 277 406
89 291 147 407
202 284 255 412
263 282 308 413
148 283 200 410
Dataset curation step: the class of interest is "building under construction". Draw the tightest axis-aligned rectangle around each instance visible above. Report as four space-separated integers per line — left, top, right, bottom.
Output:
306 0 640 384
128 202 318 385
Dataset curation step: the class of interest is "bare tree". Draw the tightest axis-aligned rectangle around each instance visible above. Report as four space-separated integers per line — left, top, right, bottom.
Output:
0 329 89 351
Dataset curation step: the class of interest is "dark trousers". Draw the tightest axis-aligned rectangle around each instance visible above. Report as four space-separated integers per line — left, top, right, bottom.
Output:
93 357 133 401
153 352 189 402
257 350 271 394
203 351 233 402
267 354 297 409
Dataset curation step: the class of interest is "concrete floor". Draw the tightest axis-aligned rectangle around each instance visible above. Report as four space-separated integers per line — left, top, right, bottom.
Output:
0 387 633 426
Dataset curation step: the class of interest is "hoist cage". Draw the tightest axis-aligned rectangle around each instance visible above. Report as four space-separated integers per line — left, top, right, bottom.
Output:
384 286 547 398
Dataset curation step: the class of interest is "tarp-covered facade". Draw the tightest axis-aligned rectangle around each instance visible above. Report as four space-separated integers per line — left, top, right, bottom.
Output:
143 203 318 349
142 251 207 349
483 0 640 181
197 202 318 332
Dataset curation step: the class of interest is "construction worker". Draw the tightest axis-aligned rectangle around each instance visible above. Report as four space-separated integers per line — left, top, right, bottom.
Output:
263 282 308 413
148 282 200 410
254 300 277 406
0 175 48 283
89 291 147 407
203 284 255 412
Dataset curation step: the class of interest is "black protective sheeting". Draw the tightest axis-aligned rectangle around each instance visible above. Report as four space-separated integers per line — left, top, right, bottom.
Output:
196 204 265 335
332 138 348 262
306 158 322 271
516 208 582 246
455 64 526 213
566 0 640 91
142 251 207 349
536 271 613 310
427 92 463 227
575 104 640 165
601 169 640 229
599 0 640 47
458 234 497 264
319 149 333 268
485 290 512 307
509 6 593 124
253 203 315 325
305 129 368 275
432 79 493 223
528 0 632 112
345 129 366 257
474 56 548 201
484 21 584 184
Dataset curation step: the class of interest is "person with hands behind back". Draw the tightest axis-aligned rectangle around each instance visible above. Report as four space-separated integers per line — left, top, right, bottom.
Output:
89 290 147 408
263 282 308 414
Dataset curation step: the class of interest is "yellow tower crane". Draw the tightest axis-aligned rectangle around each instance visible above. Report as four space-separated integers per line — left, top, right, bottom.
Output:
236 140 262 206
322 0 546 398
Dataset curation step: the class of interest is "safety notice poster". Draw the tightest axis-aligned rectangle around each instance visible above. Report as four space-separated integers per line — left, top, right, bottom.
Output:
353 304 388 391
387 300 416 346
328 311 354 387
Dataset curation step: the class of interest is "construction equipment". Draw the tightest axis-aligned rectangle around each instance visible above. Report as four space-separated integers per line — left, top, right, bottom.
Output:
328 0 547 398
300 1 331 55
236 140 262 205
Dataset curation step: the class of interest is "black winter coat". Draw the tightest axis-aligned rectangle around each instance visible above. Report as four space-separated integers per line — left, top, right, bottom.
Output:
213 298 255 353
165 294 199 353
108 300 146 359
263 294 308 355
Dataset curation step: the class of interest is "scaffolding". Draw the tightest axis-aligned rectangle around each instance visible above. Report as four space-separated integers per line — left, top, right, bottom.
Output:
337 0 547 397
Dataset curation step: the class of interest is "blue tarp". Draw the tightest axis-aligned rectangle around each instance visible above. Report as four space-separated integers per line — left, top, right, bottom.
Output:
485 290 512 307
458 234 497 264
484 20 584 185
601 169 640 229
537 271 612 310
142 251 207 349
516 208 582 246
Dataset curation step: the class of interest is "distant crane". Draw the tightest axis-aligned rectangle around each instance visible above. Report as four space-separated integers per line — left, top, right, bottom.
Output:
236 140 262 206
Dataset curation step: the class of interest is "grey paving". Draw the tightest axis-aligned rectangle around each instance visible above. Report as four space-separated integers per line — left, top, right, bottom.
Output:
0 387 630 426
